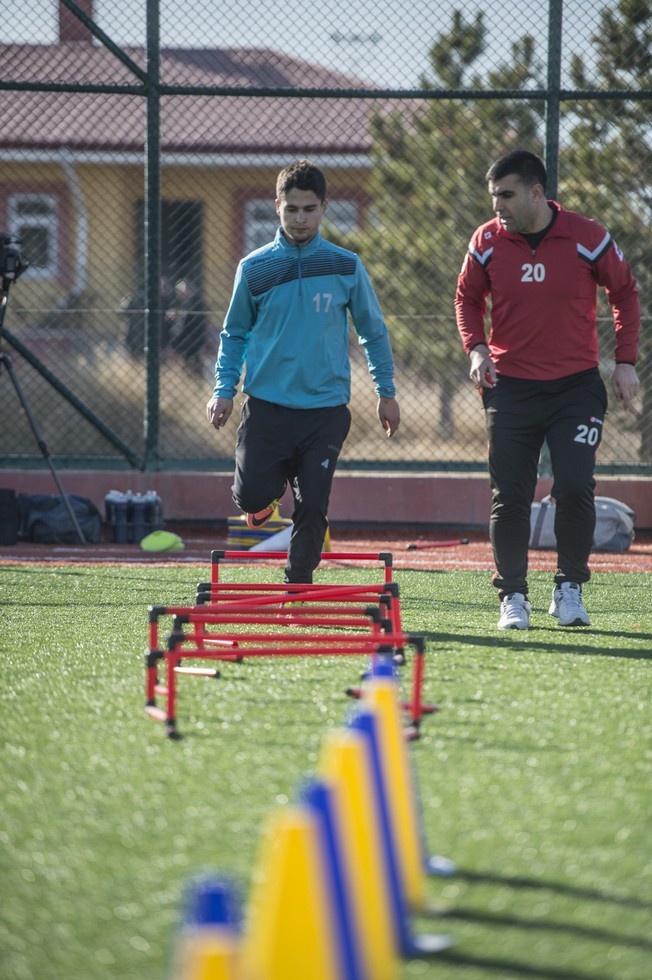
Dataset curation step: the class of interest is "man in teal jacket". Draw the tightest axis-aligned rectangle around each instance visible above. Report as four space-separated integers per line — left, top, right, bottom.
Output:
206 159 400 583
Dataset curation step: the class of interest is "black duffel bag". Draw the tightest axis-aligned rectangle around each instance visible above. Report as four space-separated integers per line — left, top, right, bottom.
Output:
0 488 20 545
17 493 102 544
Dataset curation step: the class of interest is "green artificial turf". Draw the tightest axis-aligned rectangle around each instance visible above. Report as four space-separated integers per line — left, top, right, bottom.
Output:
0 562 650 979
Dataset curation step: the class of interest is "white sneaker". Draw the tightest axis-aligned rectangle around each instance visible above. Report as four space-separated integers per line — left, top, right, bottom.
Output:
549 582 590 626
498 593 531 630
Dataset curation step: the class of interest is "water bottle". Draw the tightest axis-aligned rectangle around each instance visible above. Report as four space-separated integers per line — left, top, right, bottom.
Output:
113 492 130 544
131 492 148 544
105 490 129 543
144 490 163 534
104 490 119 525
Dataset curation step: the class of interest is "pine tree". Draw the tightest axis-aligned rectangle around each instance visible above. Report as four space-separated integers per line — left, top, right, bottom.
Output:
339 11 544 438
563 0 651 461
336 4 649 457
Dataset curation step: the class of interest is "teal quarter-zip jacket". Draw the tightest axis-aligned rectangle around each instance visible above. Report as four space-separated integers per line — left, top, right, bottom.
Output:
214 229 396 408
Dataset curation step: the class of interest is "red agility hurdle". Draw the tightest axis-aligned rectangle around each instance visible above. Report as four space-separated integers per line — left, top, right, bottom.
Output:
200 549 405 653
144 549 436 740
187 548 404 669
208 549 396 589
147 621 429 740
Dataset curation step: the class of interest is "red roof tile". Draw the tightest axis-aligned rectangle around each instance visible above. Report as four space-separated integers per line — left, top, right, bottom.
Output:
1 44 376 154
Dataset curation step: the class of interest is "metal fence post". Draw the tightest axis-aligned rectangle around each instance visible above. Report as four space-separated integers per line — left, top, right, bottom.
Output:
144 0 162 470
544 0 563 200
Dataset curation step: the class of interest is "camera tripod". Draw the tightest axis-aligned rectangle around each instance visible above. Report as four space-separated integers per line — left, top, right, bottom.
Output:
0 279 86 544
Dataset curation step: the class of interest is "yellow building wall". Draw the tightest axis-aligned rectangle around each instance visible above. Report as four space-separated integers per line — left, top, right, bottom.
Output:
1 158 369 337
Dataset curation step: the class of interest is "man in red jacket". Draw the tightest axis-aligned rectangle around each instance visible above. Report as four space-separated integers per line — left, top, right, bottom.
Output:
455 149 641 630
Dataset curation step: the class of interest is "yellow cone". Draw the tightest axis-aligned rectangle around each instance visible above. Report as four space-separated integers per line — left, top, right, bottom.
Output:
318 728 399 979
240 806 341 980
172 927 240 980
365 676 426 910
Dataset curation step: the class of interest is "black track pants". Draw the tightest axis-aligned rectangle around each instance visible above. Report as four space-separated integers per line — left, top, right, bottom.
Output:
482 369 608 598
232 396 351 583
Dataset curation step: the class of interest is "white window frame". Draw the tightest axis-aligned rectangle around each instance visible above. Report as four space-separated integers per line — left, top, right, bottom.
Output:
7 193 59 279
244 199 278 253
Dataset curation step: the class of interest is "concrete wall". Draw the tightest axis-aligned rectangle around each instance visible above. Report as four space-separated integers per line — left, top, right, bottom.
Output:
3 469 651 529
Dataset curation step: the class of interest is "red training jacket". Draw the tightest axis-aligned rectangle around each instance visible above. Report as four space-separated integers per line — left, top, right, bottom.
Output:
454 202 640 381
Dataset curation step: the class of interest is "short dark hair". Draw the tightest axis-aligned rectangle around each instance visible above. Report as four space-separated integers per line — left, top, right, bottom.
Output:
276 159 327 202
485 150 547 190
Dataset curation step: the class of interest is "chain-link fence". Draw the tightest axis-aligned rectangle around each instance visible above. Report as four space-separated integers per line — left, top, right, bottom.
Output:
1 0 650 473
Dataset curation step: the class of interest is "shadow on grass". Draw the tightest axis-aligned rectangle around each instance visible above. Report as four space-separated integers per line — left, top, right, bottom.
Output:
451 867 650 912
423 631 652 660
419 947 605 979
0 565 195 583
437 904 652 949
417 871 650 977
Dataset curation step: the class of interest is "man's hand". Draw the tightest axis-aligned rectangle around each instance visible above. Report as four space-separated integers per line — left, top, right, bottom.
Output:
378 396 400 438
469 344 497 389
206 395 234 429
612 363 640 410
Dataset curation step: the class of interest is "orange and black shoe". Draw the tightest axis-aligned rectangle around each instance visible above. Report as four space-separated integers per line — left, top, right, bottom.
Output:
245 500 279 529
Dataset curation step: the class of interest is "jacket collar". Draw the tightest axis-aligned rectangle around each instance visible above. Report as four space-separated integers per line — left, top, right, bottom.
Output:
492 201 570 241
274 227 324 255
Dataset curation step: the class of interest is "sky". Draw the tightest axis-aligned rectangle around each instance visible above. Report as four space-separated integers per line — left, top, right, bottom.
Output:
4 0 604 90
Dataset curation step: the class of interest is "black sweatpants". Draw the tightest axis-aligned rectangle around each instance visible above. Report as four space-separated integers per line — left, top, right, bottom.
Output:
232 396 351 583
482 369 608 599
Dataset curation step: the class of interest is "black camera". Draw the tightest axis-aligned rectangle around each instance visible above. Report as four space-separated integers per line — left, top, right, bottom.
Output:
0 233 29 283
